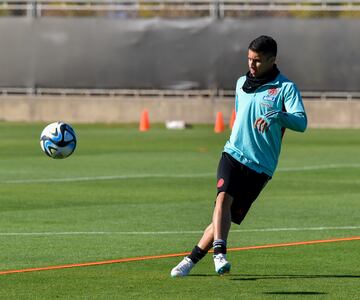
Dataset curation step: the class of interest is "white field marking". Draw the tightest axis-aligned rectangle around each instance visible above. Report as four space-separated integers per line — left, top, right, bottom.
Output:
278 163 360 172
0 226 359 236
2 163 360 184
2 173 214 184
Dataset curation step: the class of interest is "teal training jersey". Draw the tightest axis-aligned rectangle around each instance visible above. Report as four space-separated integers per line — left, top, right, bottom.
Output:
224 73 307 176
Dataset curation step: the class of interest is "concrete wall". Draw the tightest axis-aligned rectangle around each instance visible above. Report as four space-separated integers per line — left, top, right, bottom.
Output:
0 95 359 128
304 100 360 129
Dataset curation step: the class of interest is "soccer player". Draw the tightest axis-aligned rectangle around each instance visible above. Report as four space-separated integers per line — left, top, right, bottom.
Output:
170 35 307 277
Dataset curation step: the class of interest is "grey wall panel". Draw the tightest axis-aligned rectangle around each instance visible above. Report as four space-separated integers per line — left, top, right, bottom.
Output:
0 17 358 91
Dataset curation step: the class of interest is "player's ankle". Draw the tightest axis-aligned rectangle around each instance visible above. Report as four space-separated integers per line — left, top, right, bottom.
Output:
188 245 208 264
213 239 227 255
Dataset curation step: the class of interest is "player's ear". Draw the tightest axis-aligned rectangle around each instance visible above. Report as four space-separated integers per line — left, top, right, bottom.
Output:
268 55 276 64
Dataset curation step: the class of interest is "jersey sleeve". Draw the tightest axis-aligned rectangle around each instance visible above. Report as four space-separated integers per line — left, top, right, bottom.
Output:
260 83 307 132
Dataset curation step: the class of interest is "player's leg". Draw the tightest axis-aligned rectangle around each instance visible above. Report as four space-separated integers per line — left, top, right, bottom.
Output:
171 152 235 277
197 223 214 251
213 165 271 275
170 223 213 277
212 191 233 275
190 192 234 275
213 191 233 243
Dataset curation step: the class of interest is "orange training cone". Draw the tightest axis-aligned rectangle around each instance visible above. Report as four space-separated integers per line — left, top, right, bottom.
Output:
139 109 150 131
229 109 236 129
214 111 225 133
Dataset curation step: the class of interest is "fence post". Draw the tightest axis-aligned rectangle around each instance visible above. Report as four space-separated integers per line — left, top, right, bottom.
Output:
211 0 223 19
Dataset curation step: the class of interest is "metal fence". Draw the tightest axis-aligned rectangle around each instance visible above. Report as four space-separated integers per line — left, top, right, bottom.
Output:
1 0 360 18
1 87 359 101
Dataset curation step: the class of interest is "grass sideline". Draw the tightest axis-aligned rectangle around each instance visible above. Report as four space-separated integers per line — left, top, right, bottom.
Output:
0 123 359 299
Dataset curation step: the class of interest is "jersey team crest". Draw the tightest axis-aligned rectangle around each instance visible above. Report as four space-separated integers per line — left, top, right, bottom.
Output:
268 88 278 96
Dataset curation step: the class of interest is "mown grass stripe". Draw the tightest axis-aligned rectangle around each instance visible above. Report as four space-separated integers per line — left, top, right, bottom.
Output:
0 236 359 276
0 226 359 236
2 164 360 184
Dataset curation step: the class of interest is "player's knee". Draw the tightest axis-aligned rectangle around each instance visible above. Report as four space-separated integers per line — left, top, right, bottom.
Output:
216 192 233 209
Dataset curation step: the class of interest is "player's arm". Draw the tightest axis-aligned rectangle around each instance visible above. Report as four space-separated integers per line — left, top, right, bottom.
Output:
254 84 307 133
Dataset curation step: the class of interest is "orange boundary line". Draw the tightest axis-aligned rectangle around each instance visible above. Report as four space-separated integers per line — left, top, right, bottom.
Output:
0 236 359 276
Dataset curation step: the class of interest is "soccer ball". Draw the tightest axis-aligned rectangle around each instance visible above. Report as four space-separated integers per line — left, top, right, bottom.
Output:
40 122 77 159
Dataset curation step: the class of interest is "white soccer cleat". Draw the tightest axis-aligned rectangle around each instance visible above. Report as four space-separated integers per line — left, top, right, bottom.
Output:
170 257 195 277
213 253 231 275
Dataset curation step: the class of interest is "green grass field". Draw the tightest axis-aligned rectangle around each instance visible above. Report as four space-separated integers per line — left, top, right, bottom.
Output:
0 123 359 299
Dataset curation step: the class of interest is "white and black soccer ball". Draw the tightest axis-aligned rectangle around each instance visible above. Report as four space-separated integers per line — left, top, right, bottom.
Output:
40 122 77 159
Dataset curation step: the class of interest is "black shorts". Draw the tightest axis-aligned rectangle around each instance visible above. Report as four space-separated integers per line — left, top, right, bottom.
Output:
216 152 271 224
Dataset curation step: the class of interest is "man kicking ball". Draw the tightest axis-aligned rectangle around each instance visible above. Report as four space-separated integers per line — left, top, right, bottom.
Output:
171 35 307 277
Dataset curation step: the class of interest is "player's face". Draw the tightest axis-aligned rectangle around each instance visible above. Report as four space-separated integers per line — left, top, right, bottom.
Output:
248 49 276 78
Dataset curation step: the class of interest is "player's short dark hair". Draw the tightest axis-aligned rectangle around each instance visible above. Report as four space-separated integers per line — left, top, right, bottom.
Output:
248 35 277 58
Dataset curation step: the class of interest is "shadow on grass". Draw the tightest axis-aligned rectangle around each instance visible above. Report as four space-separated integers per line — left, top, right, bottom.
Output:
190 274 360 281
229 274 360 281
189 274 360 296
263 291 327 295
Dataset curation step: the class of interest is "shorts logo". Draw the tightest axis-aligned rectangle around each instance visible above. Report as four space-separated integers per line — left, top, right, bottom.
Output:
217 178 225 188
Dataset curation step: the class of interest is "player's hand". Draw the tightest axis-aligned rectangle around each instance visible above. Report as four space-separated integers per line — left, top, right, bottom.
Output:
254 117 269 133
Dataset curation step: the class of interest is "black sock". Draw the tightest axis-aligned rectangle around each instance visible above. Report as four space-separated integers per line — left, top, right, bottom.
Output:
187 246 208 264
213 239 227 255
